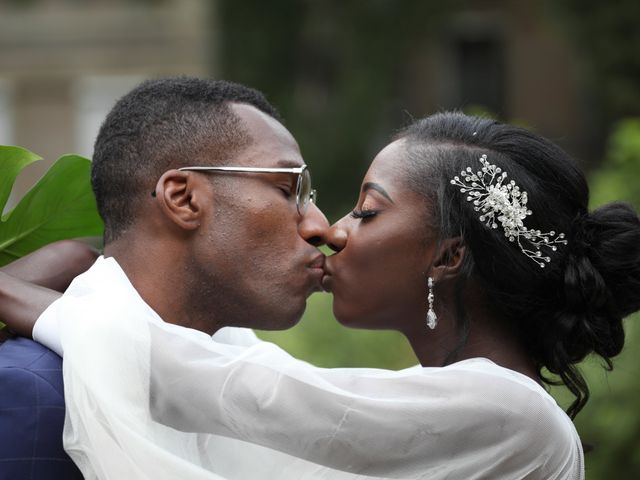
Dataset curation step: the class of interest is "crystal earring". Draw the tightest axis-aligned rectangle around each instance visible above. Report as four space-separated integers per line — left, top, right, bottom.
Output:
426 277 437 330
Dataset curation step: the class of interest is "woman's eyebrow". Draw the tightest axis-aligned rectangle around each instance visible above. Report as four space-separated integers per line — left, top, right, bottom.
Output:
362 182 394 203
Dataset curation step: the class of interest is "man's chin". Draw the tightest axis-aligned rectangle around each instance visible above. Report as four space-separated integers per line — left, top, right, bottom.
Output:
252 298 307 331
259 318 303 331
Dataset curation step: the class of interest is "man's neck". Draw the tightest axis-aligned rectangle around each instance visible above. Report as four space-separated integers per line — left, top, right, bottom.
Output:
104 239 223 336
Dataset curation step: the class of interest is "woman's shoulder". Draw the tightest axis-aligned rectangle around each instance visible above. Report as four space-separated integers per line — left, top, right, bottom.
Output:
439 358 572 427
435 358 584 479
442 357 551 395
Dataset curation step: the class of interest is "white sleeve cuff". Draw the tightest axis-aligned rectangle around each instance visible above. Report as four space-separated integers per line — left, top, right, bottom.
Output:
32 298 64 357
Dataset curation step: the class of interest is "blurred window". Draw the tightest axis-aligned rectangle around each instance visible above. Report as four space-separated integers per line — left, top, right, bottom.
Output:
0 79 14 146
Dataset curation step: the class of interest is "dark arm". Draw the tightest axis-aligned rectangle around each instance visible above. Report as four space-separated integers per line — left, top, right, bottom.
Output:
1 240 99 292
0 240 99 338
0 272 60 338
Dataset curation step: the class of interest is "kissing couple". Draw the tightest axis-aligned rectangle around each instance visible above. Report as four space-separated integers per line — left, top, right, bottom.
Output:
2 76 640 479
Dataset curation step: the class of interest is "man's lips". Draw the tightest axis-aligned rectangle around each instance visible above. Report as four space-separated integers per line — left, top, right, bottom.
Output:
308 254 325 270
307 253 326 289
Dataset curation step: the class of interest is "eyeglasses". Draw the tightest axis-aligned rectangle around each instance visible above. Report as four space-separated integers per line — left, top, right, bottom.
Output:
177 164 317 215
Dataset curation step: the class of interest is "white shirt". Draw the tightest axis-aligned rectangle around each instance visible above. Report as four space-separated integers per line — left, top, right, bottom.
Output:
34 257 584 480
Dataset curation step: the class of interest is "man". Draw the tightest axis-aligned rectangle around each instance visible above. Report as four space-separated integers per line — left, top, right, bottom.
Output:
0 76 329 479
3 76 328 339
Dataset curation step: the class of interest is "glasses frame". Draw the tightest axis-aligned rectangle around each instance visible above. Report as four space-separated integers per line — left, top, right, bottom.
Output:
177 165 316 215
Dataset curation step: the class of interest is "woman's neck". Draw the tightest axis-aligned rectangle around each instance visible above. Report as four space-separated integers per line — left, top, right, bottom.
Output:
404 310 540 384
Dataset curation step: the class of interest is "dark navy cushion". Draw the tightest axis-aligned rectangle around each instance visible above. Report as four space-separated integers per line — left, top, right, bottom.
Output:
0 337 82 479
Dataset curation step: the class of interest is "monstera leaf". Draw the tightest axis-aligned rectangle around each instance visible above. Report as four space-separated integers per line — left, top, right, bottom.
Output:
0 146 104 267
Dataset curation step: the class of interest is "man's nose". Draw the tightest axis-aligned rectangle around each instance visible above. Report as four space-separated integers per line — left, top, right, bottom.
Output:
324 215 349 253
298 203 330 247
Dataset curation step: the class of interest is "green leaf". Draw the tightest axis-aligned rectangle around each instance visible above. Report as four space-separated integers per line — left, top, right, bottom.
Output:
0 146 42 216
0 154 104 266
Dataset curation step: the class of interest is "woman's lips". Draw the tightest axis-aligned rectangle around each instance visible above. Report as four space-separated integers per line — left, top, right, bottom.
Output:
321 258 334 292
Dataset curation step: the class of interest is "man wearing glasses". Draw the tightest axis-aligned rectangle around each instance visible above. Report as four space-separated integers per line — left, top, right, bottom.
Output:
0 76 328 479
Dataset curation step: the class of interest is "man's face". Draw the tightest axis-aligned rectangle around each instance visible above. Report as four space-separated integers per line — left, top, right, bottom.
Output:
187 103 328 331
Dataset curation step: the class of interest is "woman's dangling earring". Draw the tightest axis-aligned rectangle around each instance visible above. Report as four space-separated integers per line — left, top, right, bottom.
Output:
426 277 437 330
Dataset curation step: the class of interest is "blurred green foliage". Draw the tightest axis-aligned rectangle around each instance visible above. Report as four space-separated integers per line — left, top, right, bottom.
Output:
572 118 640 478
552 0 640 119
0 147 103 267
589 119 640 208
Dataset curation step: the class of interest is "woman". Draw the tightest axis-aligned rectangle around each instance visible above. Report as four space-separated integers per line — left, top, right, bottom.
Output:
324 111 640 420
2 112 639 479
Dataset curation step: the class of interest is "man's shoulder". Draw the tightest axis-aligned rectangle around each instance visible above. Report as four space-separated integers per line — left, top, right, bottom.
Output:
0 340 82 479
0 337 64 403
0 336 62 368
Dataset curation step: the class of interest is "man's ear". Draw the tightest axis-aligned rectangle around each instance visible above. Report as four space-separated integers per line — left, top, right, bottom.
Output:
430 237 466 279
153 170 203 231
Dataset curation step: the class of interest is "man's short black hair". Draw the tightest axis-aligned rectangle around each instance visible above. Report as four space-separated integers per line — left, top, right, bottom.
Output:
91 76 281 243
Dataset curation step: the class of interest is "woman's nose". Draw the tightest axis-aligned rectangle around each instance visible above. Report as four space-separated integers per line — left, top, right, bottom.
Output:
324 215 349 253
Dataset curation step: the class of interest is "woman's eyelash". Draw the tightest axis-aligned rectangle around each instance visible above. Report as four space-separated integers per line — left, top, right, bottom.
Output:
350 209 378 219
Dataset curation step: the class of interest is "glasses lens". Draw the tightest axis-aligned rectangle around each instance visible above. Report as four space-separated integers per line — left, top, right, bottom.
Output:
297 168 312 214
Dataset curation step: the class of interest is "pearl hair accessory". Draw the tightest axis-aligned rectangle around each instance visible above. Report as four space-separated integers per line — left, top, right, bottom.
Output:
450 154 567 268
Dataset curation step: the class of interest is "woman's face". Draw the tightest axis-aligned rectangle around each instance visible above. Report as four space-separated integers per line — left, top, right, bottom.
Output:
323 139 438 331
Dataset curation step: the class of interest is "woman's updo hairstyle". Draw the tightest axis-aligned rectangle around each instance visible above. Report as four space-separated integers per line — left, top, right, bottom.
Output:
398 111 640 418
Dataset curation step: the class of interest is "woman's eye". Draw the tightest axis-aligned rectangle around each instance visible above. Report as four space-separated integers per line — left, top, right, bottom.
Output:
350 209 378 220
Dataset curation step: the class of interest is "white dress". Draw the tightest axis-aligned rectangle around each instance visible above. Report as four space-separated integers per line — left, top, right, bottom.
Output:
33 257 584 480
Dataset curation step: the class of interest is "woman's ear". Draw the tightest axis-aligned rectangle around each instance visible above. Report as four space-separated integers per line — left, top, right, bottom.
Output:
431 237 466 279
153 170 203 231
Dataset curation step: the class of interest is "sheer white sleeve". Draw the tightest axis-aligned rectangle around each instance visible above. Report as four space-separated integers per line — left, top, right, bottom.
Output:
54 293 583 480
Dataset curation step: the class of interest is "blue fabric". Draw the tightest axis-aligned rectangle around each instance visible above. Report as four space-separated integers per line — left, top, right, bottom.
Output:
0 337 82 479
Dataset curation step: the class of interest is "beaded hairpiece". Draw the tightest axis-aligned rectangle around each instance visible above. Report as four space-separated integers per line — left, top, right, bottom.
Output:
450 154 567 268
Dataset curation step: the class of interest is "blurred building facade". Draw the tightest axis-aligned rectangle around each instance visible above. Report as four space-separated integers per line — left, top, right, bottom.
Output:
406 1 585 151
0 0 213 204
